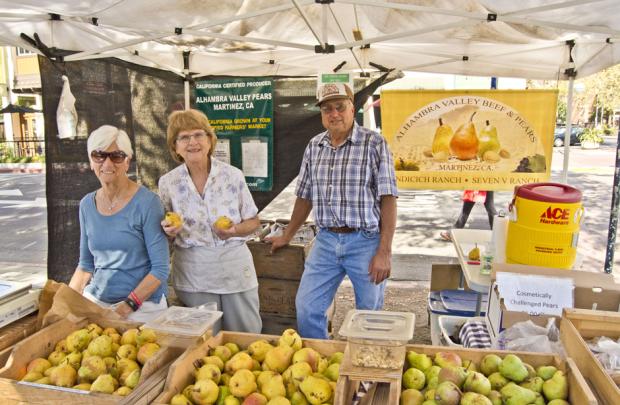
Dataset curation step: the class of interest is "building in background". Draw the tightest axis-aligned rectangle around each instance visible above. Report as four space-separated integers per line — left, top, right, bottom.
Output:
0 46 44 159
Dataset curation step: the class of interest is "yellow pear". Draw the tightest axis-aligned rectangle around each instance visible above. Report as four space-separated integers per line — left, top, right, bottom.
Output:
170 393 193 405
66 329 92 352
117 344 138 361
135 328 157 347
137 342 160 365
195 363 221 384
88 335 114 358
50 364 77 387
229 369 257 398
432 117 453 155
279 329 303 351
214 216 233 230
120 328 139 346
165 211 183 228
263 345 294 373
248 339 275 362
224 351 254 374
90 373 117 394
299 375 332 405
192 377 220 404
261 373 286 400
468 244 480 261
21 371 43 382
27 358 52 374
478 119 501 158
114 386 133 396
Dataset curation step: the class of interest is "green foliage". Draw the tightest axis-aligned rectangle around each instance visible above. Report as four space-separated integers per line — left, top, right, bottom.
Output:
578 127 604 144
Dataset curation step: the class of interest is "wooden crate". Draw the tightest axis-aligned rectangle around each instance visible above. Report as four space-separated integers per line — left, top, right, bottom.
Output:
153 330 346 404
258 278 299 317
0 316 185 404
260 312 297 335
561 308 620 405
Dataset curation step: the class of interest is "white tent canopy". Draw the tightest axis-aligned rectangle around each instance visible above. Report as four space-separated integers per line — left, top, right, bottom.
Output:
0 0 619 80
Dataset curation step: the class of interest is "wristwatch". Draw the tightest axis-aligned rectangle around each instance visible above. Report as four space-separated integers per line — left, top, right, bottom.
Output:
123 298 139 311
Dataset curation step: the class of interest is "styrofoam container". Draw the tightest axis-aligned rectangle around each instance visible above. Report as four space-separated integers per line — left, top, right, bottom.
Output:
438 315 470 347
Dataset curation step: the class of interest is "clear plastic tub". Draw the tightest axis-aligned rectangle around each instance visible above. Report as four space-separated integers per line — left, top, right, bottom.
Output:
143 305 223 337
339 309 415 369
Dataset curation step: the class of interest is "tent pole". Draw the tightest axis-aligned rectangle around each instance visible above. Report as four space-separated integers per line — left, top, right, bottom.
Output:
562 76 574 184
604 128 620 273
183 51 190 110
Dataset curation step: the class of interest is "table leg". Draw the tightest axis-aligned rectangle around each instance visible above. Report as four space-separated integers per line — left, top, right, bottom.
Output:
475 293 482 316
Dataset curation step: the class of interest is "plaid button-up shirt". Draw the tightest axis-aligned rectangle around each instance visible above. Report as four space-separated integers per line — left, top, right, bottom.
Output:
295 123 398 232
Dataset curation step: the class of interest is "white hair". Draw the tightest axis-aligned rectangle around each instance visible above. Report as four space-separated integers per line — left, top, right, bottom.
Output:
87 125 133 158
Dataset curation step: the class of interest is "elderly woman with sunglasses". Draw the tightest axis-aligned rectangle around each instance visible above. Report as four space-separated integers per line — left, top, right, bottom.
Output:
69 125 170 322
158 109 262 333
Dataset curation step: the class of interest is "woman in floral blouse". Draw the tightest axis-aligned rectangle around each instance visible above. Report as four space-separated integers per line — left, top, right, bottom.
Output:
159 109 262 333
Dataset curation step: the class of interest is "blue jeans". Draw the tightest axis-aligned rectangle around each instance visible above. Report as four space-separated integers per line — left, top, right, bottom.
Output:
296 229 385 339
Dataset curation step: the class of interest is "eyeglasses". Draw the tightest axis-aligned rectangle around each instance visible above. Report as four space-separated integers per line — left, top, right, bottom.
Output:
176 131 207 144
90 150 128 164
320 102 349 114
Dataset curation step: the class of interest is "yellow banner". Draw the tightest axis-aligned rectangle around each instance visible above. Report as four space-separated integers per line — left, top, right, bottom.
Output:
382 90 558 190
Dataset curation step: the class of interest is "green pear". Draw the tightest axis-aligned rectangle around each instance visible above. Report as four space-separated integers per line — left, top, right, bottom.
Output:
328 352 344 366
403 367 426 390
425 365 441 381
520 376 543 393
463 371 491 396
407 351 433 372
536 365 557 381
487 390 502 405
90 373 117 394
266 397 290 405
221 373 232 386
48 350 67 366
27 358 52 374
547 400 570 405
248 339 274 362
424 388 435 400
500 382 536 405
420 401 438 405
299 375 332 405
531 393 546 405
88 335 114 358
488 372 509 390
460 391 492 405
462 359 477 373
499 355 528 383
216 385 232 405
434 381 461 405
62 351 82 370
400 388 424 405
477 120 501 158
437 366 468 388
542 370 568 401
479 354 502 376
192 378 219 405
323 363 339 382
35 376 51 385
123 368 140 389
229 369 257 398
223 395 241 405
21 371 43 382
524 363 536 380
289 391 309 405
279 329 302 351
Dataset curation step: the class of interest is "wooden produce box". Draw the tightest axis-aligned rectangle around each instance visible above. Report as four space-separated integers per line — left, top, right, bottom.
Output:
561 308 620 405
154 330 346 404
335 344 598 405
0 315 185 405
248 220 316 334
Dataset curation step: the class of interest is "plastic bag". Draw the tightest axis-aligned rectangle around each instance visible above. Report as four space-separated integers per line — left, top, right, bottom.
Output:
492 318 565 355
587 336 620 373
57 75 77 139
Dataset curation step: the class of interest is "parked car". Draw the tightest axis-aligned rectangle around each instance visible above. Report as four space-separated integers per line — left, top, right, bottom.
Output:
553 126 583 147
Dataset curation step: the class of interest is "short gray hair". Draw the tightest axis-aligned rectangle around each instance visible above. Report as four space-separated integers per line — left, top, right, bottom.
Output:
87 125 133 159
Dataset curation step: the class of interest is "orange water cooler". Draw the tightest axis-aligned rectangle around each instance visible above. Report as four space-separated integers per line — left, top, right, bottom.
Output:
506 183 584 269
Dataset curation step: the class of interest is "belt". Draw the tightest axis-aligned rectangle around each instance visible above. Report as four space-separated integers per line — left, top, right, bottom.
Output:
327 226 358 234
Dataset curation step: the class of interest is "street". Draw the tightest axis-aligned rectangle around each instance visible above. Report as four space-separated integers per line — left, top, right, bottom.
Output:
0 136 619 285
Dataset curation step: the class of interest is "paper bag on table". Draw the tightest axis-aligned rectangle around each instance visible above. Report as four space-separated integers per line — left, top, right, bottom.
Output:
41 283 120 328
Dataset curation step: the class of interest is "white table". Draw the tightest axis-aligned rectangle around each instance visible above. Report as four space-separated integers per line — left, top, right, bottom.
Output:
449 229 493 315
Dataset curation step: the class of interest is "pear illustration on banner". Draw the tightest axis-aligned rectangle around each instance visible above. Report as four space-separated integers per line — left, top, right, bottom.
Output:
432 117 453 155
478 120 501 158
450 111 479 160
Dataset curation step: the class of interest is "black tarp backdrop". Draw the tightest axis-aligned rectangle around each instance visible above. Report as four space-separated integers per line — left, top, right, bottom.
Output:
40 55 387 282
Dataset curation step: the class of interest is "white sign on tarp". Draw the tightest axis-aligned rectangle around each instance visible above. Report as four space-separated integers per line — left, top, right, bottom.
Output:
496 272 574 316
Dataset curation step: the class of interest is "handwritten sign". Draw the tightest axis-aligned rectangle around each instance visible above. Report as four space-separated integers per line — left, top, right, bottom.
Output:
496 272 574 316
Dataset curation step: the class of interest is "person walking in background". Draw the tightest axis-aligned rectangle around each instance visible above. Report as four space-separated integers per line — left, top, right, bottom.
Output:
267 83 398 339
440 190 496 241
159 109 262 334
69 125 169 322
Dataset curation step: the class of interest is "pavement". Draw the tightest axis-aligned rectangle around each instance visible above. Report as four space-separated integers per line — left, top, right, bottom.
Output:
0 136 619 288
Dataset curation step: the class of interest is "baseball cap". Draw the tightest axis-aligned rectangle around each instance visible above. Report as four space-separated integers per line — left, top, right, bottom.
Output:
316 83 354 106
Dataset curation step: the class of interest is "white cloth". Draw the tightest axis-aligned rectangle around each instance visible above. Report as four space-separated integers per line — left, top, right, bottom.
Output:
82 290 168 323
158 158 258 249
172 243 258 294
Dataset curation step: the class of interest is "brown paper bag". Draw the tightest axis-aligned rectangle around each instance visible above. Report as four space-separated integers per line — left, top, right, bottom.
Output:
41 283 120 327
35 279 63 329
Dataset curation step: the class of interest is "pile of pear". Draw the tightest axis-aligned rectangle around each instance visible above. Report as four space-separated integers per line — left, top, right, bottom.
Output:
400 351 570 405
20 323 161 396
169 328 344 405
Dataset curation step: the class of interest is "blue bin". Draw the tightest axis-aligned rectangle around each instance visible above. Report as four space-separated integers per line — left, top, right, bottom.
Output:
428 289 488 346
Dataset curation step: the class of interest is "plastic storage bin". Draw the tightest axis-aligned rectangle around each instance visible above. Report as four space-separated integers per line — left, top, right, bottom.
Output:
143 306 223 346
428 290 487 346
339 309 414 369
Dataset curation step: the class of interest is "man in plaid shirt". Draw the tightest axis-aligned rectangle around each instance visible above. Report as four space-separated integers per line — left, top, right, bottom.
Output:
268 83 398 339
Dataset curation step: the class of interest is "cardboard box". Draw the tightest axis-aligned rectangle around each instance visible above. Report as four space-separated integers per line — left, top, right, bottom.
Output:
561 308 620 405
153 330 346 404
485 263 620 342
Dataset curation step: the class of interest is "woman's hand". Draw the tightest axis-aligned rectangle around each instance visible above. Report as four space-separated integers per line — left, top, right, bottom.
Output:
213 224 237 240
114 301 132 319
161 218 182 238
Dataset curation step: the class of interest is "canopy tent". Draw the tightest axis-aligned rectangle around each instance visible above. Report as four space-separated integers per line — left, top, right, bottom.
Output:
1 0 620 273
0 0 618 80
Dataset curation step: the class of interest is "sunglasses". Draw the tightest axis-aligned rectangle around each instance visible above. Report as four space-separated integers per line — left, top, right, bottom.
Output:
90 150 128 163
320 102 349 114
